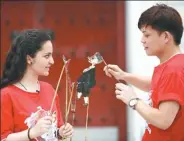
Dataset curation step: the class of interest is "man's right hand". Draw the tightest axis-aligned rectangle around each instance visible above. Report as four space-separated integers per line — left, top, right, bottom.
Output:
103 64 127 81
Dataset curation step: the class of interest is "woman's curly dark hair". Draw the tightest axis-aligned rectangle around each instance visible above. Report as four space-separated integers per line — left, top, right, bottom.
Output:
0 29 51 89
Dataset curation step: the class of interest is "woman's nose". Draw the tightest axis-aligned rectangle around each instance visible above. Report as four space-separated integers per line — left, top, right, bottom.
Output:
49 56 54 64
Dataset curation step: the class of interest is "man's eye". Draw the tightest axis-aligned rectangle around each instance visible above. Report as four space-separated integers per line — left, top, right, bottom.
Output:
145 35 150 37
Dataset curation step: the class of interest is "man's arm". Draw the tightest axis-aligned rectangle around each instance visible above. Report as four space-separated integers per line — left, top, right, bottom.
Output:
136 100 180 130
104 65 152 92
123 73 151 92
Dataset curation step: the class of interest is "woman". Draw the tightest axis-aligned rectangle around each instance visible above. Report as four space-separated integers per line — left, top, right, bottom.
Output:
1 29 74 141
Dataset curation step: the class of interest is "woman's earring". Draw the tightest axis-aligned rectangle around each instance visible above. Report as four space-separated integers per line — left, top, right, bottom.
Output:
28 61 32 65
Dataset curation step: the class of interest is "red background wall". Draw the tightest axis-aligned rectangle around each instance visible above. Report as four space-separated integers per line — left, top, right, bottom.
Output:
1 1 126 140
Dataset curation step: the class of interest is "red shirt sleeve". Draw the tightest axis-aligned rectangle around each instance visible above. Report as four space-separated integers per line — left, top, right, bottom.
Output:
157 72 184 106
1 91 14 140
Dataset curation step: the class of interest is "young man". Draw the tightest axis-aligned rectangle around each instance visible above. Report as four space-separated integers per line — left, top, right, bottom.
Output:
104 4 184 141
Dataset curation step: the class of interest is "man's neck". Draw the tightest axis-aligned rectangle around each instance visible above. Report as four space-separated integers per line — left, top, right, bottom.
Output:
158 45 181 64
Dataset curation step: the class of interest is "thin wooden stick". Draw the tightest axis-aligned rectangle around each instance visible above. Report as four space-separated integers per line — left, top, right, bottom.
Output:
62 77 70 141
62 64 73 141
49 64 66 114
65 74 68 123
102 58 108 66
66 83 75 121
69 112 75 141
85 100 89 141
70 92 77 141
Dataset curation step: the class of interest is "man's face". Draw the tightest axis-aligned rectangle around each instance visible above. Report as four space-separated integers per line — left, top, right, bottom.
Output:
140 25 166 56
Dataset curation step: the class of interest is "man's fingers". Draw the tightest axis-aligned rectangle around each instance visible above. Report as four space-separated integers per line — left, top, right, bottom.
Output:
104 64 120 78
107 64 119 71
105 70 112 77
103 66 108 71
116 94 122 100
115 90 122 95
103 66 112 77
115 83 127 90
108 68 116 76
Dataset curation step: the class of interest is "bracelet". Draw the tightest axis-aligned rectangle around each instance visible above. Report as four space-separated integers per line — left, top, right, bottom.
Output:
27 128 32 140
55 128 63 140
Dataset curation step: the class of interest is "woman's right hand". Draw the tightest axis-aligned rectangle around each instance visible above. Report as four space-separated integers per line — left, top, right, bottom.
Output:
103 64 127 81
29 116 53 139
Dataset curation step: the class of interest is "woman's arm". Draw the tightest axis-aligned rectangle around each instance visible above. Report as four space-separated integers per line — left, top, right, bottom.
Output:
5 129 30 141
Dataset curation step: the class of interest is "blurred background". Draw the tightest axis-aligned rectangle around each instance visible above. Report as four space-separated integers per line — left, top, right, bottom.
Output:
1 1 183 141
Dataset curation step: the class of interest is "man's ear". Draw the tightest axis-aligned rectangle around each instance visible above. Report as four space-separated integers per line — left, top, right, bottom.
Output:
163 31 172 44
27 55 33 65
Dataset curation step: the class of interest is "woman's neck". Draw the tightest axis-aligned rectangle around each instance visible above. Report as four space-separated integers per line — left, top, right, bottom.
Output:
15 69 40 93
20 70 38 86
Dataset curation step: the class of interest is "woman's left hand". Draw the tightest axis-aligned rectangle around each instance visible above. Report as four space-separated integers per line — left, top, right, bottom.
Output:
115 83 137 105
59 123 74 138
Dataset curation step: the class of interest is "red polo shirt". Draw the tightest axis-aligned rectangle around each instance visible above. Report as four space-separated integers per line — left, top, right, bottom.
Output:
142 54 184 141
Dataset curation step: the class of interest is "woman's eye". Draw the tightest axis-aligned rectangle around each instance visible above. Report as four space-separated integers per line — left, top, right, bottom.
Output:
44 55 50 58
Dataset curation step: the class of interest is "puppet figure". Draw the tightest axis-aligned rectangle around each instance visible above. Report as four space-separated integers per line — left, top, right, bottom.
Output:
76 52 104 106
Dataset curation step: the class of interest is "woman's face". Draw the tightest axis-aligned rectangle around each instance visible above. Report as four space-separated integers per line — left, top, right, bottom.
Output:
28 40 54 76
